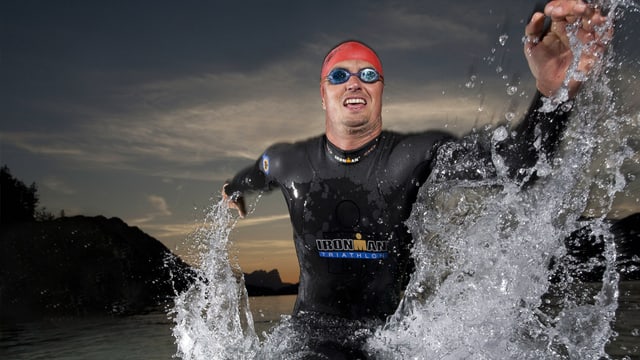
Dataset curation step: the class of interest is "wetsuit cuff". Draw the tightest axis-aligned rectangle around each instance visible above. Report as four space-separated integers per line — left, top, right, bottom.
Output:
223 182 241 199
535 90 575 115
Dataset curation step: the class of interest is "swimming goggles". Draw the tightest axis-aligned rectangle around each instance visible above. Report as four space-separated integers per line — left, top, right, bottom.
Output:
326 68 383 85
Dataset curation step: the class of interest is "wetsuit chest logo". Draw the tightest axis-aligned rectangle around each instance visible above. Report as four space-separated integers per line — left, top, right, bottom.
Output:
316 232 388 260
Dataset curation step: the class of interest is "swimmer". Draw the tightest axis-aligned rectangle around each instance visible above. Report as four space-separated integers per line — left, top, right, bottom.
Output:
222 1 610 357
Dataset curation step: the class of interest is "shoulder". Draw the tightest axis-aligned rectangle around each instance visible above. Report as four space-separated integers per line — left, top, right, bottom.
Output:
384 129 455 144
262 135 321 159
381 130 456 158
259 135 322 176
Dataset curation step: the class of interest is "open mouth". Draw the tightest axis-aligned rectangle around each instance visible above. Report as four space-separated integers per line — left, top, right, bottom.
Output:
343 97 367 107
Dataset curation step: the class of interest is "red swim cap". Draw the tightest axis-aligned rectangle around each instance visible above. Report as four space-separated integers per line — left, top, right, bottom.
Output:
320 41 383 79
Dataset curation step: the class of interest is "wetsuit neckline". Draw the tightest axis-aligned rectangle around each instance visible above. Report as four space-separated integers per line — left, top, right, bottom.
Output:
325 135 380 164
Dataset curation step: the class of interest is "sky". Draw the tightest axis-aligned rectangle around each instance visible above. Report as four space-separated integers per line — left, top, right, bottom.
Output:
2 0 639 284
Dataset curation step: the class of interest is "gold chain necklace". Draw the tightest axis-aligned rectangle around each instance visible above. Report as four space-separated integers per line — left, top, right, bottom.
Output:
326 140 378 164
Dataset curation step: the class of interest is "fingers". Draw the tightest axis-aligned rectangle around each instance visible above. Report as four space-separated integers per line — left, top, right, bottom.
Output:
527 0 611 53
232 197 247 218
545 0 608 31
525 12 548 42
523 0 612 98
549 0 611 56
545 0 601 19
221 184 247 218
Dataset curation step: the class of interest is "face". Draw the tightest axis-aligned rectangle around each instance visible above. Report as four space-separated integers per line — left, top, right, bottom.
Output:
320 59 384 139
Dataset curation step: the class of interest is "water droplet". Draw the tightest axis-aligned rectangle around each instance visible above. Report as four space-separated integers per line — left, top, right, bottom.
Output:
493 126 509 141
498 34 509 46
504 112 516 121
507 86 518 96
465 75 477 89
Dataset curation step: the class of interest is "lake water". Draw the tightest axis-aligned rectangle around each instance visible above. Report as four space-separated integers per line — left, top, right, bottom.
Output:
1 290 638 359
0 295 295 360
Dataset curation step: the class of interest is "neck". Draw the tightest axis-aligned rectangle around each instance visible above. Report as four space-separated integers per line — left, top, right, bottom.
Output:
325 120 382 151
326 129 381 151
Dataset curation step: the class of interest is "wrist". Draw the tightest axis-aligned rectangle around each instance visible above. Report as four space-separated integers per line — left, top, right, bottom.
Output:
536 80 581 100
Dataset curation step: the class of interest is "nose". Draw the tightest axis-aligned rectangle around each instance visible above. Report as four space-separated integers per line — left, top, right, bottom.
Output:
346 76 362 91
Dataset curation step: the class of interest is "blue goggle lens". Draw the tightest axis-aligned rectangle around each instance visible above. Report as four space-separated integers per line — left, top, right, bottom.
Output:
326 68 381 84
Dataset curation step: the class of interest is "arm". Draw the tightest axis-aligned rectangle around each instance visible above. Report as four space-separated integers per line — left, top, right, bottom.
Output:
494 0 610 179
222 156 271 218
222 141 291 217
494 91 571 180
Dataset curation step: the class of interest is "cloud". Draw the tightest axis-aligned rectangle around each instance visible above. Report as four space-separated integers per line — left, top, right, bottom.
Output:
130 194 173 224
2 57 529 184
133 210 295 269
234 214 291 228
370 6 488 51
383 84 535 134
2 132 87 157
148 195 172 216
133 220 197 243
41 176 76 195
1 49 322 168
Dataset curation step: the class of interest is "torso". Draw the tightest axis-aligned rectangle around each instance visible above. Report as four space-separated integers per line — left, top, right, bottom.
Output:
261 130 451 319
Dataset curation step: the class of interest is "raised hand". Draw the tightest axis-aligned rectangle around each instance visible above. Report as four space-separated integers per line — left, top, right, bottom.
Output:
524 0 611 98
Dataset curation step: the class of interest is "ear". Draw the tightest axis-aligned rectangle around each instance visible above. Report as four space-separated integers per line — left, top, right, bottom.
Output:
320 83 326 110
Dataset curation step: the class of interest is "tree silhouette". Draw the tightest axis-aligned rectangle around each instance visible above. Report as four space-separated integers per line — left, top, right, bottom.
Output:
1 165 39 224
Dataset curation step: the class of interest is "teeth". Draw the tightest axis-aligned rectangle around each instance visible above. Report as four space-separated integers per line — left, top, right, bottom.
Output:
344 98 366 105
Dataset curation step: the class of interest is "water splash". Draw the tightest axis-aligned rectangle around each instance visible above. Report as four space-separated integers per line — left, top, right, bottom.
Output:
171 2 636 358
171 200 258 360
367 2 634 358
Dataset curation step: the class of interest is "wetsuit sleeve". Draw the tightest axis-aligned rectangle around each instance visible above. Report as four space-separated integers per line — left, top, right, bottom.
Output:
223 159 270 197
223 142 291 197
494 91 571 180
223 149 280 199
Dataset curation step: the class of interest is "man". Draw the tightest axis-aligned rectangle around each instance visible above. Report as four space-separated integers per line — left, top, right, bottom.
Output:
223 1 609 357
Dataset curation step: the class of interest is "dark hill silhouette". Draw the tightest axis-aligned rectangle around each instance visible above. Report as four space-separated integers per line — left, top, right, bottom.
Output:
0 215 195 322
0 209 635 322
244 269 298 296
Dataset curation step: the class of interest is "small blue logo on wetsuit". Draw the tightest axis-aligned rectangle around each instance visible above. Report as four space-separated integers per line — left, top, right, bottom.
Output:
316 233 388 260
261 154 270 175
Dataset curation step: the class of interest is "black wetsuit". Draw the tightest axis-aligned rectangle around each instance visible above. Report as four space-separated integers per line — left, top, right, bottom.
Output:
224 93 569 323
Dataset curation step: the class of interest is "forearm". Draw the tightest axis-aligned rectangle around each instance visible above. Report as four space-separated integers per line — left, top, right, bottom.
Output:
223 160 270 197
495 91 571 180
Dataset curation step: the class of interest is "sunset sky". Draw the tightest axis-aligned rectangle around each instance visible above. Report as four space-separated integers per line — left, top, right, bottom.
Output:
2 0 639 284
